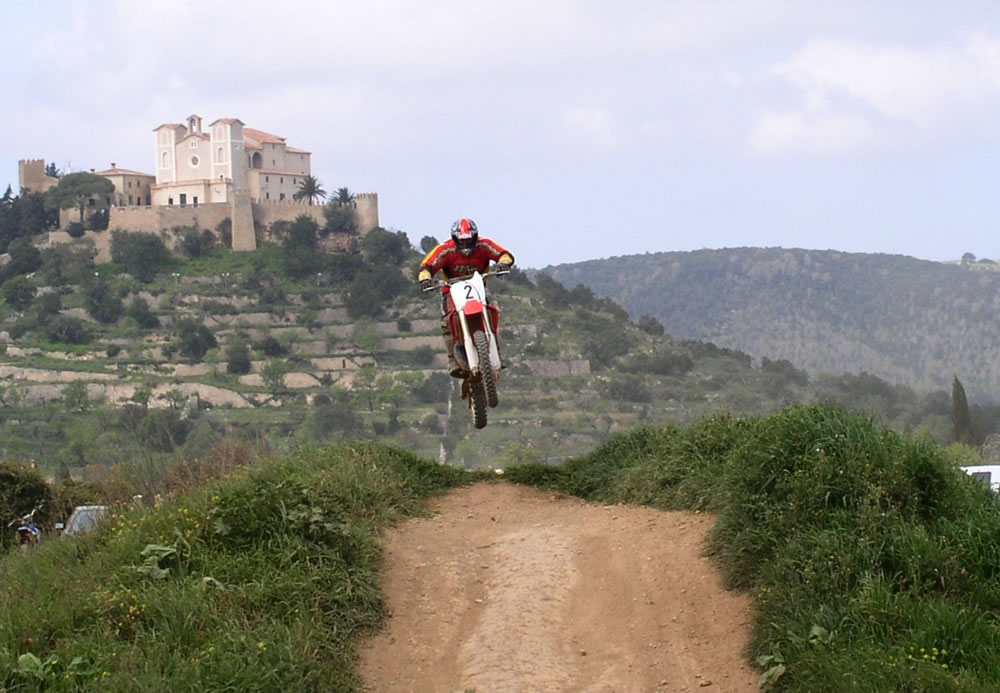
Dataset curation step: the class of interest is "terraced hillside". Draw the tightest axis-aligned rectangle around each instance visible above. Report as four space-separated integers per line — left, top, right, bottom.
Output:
0 235 967 481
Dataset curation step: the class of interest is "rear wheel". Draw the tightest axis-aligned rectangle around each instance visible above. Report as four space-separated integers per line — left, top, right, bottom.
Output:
473 330 499 408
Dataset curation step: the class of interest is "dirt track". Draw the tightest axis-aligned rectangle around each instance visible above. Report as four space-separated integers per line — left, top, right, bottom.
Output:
359 482 758 692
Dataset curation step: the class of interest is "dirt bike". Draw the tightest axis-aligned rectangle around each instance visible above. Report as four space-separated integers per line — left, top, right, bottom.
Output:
9 507 42 551
423 268 508 429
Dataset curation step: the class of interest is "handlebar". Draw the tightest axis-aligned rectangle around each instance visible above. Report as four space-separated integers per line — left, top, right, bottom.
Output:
421 267 511 292
8 506 41 527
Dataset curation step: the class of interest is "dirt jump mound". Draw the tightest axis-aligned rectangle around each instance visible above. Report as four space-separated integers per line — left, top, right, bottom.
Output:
359 482 758 692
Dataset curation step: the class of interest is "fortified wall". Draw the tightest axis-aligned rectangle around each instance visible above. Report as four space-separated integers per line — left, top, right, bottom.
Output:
45 194 379 262
252 193 378 233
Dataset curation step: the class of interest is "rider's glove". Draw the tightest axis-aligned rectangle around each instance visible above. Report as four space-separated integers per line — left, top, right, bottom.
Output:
420 278 434 292
496 261 513 273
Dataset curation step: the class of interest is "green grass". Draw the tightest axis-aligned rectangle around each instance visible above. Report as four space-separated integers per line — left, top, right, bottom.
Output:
6 402 1000 691
0 442 479 692
505 403 1000 691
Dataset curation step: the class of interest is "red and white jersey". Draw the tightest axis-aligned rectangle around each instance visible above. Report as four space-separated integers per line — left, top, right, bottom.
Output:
419 238 514 293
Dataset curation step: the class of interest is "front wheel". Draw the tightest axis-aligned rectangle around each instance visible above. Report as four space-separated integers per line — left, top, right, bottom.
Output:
473 330 499 408
471 380 488 429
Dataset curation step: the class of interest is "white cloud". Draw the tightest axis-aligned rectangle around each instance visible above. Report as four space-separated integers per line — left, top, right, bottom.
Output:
750 110 877 157
753 32 1000 156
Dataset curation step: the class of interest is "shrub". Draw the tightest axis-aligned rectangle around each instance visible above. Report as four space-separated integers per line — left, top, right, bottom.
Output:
413 372 450 404
86 208 109 231
110 229 171 282
0 461 52 550
599 374 652 402
136 407 190 452
216 217 233 246
309 399 363 440
637 314 665 336
0 239 42 283
84 277 124 323
175 318 217 361
33 291 61 316
420 412 444 434
226 340 252 374
126 297 160 328
46 315 91 344
323 202 357 235
253 335 287 357
66 221 86 238
176 226 214 257
2 276 35 311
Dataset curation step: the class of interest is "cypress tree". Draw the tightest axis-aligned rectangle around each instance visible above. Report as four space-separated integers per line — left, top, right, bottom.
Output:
952 375 983 446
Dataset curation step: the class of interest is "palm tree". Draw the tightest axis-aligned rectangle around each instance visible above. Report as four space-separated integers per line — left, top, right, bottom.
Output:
333 187 356 205
294 175 326 206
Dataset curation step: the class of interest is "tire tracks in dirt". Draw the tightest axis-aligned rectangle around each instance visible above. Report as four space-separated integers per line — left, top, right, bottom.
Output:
359 482 758 692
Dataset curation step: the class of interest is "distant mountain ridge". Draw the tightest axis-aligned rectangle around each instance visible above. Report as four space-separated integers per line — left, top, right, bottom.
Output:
543 247 1000 401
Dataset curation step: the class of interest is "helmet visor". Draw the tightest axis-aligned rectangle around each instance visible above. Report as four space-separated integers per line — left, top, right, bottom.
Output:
456 237 476 255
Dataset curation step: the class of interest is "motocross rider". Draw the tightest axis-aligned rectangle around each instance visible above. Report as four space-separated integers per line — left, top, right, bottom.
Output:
418 218 514 377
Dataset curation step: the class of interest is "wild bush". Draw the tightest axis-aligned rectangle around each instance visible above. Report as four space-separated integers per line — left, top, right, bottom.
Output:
225 339 252 374
126 297 160 328
0 443 471 690
45 315 91 344
0 461 52 550
2 276 35 311
508 403 1000 691
175 318 217 361
110 229 171 282
84 277 124 324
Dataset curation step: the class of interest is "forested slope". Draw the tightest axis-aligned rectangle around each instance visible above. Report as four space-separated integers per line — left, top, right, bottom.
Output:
544 248 1000 400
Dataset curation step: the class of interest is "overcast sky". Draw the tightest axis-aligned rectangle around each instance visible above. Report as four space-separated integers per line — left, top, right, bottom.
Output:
3 1 1000 269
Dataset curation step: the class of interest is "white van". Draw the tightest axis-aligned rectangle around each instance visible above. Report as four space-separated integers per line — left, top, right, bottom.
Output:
961 465 1000 493
56 505 110 537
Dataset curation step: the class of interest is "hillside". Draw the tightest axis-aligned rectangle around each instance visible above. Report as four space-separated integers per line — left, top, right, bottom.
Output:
5 406 1000 691
0 230 991 485
543 247 1000 401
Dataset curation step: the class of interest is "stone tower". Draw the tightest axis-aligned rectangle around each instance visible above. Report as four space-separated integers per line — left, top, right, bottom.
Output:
218 119 255 251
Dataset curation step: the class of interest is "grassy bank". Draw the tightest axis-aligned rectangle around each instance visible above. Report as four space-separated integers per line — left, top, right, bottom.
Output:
505 403 1000 691
5 403 1000 691
0 443 474 692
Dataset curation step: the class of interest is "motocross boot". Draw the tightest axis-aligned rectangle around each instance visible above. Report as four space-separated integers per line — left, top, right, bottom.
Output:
444 334 466 378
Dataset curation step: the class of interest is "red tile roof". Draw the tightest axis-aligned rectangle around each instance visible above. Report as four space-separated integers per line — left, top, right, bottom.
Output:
244 127 286 144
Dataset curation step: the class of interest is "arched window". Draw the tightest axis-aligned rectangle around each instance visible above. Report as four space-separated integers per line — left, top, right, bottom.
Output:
251 152 262 169
217 147 225 163
161 151 169 168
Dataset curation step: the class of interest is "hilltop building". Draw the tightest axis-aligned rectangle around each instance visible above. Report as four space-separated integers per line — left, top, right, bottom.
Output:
152 114 312 207
96 164 154 207
18 114 378 257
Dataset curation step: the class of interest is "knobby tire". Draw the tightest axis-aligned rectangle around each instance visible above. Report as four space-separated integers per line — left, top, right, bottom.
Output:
470 377 488 429
473 330 499 409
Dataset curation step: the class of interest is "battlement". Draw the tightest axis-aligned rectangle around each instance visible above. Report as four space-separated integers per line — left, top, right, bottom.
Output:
254 198 318 207
18 159 59 194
